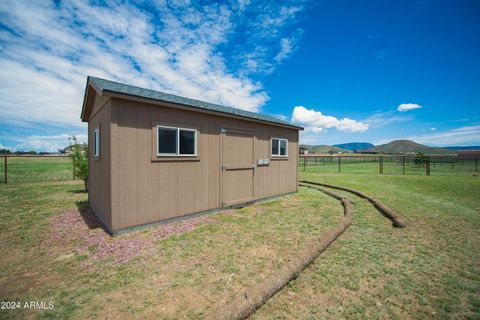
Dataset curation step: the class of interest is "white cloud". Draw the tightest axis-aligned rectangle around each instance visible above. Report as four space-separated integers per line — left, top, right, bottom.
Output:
14 134 88 153
378 125 480 146
271 114 288 121
430 127 436 131
364 111 414 128
274 29 303 62
0 0 307 127
397 103 422 112
292 106 369 133
0 142 12 151
275 38 295 62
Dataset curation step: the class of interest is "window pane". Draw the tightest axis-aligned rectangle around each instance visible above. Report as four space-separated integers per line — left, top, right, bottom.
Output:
94 129 100 156
280 139 287 156
158 127 177 154
272 139 279 155
179 130 195 155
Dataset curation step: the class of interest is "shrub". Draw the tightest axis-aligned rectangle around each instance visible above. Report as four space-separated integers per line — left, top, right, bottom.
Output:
414 152 426 167
68 136 88 191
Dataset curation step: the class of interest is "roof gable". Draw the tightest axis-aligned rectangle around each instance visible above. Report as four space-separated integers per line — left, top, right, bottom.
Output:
81 76 302 130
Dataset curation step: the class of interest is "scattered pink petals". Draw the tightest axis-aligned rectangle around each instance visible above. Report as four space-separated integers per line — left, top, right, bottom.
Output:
43 210 218 265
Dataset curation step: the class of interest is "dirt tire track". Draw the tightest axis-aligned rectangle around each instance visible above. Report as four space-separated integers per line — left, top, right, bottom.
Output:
213 184 354 320
300 180 407 228
213 181 407 319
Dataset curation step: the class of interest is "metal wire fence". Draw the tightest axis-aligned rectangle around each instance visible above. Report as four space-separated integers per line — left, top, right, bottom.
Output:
299 155 479 176
1 154 478 184
1 155 74 184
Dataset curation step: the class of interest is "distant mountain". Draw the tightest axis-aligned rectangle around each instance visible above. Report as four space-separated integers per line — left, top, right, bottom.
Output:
333 142 374 151
301 140 463 155
372 140 455 154
444 146 480 151
301 144 351 154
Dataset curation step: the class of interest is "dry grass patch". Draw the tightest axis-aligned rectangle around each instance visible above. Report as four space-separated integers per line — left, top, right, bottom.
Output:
253 173 480 320
0 184 342 319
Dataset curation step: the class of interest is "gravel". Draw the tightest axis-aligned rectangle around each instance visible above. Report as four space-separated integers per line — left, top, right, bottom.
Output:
43 209 218 265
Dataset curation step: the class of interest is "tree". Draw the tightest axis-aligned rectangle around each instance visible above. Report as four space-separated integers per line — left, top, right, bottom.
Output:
69 136 88 191
414 152 426 167
0 148 11 154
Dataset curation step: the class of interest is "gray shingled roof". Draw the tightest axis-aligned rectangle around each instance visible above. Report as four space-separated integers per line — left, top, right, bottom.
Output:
87 76 302 129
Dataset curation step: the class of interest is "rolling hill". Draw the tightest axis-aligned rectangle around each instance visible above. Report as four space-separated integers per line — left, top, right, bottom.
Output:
371 140 456 154
302 140 461 155
333 142 374 151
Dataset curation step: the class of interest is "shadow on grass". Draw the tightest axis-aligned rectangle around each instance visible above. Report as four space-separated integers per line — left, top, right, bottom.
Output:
69 189 88 194
75 200 108 233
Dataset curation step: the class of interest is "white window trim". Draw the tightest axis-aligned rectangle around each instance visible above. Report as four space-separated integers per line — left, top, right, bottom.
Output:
157 125 197 157
271 138 288 157
94 128 100 157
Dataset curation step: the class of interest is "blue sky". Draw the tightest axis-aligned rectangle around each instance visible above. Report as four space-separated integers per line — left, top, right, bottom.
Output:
0 0 479 152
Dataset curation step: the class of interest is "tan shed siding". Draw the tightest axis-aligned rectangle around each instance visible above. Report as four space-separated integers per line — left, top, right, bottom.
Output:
88 98 111 227
110 98 298 231
91 93 110 118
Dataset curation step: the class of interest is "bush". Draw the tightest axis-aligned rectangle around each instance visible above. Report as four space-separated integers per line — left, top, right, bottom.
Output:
414 152 426 167
68 136 88 191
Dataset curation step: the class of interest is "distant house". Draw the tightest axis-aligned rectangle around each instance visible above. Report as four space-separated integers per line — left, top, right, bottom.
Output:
61 144 86 155
60 146 73 155
457 150 480 158
299 146 309 154
354 149 380 154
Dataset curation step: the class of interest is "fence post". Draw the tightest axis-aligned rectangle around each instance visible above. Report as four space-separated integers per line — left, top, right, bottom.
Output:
426 155 430 176
303 156 306 172
476 159 478 172
379 156 383 174
402 156 405 175
4 156 6 184
338 156 341 173
72 157 75 180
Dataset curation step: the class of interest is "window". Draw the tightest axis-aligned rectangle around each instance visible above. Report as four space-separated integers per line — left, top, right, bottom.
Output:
94 128 100 157
271 138 288 157
157 125 197 156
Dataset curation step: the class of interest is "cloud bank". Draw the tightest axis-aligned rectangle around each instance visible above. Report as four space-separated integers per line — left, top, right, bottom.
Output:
0 0 307 129
292 106 369 133
406 125 480 146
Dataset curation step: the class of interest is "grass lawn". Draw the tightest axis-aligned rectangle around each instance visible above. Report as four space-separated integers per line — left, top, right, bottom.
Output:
0 180 342 319
0 157 73 184
0 172 479 319
255 172 480 319
299 158 478 176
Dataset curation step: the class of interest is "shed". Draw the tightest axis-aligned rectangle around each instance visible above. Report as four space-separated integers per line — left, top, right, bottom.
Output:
299 146 309 154
81 77 303 234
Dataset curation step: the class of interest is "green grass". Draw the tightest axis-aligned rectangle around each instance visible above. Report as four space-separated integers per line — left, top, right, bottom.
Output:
0 181 342 319
1 169 479 319
299 158 478 176
254 172 480 319
0 157 73 183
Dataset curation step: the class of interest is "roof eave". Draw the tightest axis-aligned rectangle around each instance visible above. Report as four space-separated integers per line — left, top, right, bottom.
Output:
80 77 105 122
